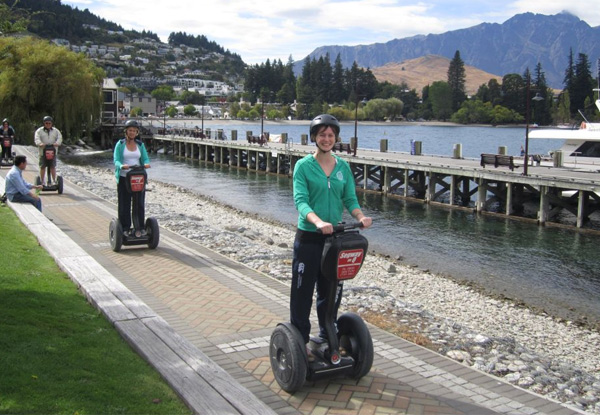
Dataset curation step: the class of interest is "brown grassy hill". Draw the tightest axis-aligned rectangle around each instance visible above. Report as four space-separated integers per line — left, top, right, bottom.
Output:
370 55 502 96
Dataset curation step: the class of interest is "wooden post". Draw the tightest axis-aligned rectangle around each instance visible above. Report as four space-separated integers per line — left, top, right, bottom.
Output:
506 183 514 215
539 185 549 224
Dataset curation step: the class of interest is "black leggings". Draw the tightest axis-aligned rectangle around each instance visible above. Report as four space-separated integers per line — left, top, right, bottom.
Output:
117 179 145 231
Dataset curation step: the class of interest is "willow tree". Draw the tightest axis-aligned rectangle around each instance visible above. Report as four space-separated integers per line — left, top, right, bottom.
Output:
0 36 105 144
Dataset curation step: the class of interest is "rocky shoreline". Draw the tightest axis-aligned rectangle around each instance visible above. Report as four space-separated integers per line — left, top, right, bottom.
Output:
58 156 600 414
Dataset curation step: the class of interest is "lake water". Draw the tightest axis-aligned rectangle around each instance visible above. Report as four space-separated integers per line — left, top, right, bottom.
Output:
72 122 600 328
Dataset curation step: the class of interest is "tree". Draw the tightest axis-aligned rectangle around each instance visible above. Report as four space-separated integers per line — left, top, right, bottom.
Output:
571 53 595 118
428 81 453 120
501 73 524 115
0 0 30 36
447 50 466 112
165 106 178 118
183 104 197 116
151 85 174 102
532 62 553 126
0 36 104 143
553 90 571 125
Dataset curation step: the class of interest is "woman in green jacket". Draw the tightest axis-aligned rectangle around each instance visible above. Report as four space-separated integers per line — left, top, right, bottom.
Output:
290 114 372 357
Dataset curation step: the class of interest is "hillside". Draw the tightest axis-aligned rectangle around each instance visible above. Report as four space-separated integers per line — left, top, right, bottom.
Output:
4 0 246 83
299 12 600 89
371 55 502 96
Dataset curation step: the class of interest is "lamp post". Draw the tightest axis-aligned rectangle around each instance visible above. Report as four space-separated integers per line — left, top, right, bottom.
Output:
260 97 264 139
201 103 204 137
523 78 544 176
353 96 367 156
162 100 166 135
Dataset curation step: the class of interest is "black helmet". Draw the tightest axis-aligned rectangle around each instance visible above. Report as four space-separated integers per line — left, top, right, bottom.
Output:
124 119 140 129
43 116 53 123
2 118 8 124
309 114 340 142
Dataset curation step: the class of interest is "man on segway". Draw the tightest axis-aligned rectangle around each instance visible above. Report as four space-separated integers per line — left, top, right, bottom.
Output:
1 118 16 165
113 119 151 238
34 116 62 185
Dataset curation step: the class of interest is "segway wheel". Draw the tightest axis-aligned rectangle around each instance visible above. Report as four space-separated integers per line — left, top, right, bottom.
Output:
35 176 42 186
337 312 374 379
270 324 307 393
146 217 160 249
57 176 63 194
109 218 123 252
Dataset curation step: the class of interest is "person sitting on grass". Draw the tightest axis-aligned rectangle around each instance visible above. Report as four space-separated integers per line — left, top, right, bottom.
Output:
4 155 43 211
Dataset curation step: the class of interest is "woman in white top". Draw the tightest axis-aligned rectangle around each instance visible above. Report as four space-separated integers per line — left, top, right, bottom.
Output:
113 120 151 235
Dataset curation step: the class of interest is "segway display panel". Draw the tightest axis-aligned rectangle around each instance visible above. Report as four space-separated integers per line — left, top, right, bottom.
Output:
44 147 55 161
321 231 368 281
125 168 147 193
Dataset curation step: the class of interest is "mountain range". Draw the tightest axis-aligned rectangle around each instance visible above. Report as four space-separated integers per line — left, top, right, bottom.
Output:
297 12 600 90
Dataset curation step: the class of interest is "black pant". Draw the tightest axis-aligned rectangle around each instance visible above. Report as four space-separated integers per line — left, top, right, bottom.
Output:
117 179 145 231
1 143 11 160
290 230 344 344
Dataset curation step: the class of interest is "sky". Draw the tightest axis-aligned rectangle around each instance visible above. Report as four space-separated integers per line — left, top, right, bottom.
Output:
61 0 600 65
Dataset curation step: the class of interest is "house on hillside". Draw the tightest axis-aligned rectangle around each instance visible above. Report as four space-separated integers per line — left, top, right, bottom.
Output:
102 78 119 123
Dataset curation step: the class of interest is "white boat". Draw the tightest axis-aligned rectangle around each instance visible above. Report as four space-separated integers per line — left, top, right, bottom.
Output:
529 99 600 169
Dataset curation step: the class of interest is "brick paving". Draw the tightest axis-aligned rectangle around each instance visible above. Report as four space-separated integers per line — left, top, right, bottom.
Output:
4 166 584 415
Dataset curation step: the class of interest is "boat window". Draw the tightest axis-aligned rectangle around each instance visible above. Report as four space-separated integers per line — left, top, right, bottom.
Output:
573 141 600 157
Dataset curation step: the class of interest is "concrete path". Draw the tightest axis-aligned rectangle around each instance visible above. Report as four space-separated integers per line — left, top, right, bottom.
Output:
0 153 583 415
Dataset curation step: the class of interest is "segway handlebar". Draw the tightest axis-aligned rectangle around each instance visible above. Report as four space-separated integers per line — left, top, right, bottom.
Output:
316 221 363 235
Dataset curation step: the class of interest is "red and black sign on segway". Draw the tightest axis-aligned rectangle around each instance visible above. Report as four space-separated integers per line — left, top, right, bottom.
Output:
125 168 147 193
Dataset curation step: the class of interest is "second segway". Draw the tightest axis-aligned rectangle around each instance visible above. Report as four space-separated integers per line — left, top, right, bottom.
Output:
35 145 63 193
270 222 374 393
109 165 159 252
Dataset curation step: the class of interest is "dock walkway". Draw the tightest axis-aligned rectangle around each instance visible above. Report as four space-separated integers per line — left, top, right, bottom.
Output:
0 150 584 415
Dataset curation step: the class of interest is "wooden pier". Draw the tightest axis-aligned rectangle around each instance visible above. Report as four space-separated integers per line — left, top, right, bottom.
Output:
147 131 600 230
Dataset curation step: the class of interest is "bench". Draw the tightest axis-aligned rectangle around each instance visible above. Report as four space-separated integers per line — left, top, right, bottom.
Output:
332 142 354 154
480 153 519 171
247 135 267 146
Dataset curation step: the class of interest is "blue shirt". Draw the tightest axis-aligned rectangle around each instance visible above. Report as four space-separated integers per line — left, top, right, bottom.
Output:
5 165 33 197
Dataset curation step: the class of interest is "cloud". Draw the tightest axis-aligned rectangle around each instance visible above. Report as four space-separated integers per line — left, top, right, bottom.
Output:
61 0 597 65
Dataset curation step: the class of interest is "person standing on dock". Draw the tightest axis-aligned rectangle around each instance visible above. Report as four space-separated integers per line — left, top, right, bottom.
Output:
290 114 372 355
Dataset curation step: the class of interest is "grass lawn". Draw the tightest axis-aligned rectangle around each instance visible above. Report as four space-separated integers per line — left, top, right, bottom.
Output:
0 205 191 414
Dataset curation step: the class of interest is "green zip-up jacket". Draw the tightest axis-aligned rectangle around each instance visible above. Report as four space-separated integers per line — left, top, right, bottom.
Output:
293 154 361 232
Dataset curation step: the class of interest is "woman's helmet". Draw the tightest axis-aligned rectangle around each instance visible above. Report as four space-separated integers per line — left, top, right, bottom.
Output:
309 114 340 142
2 118 9 124
124 119 140 129
43 116 53 123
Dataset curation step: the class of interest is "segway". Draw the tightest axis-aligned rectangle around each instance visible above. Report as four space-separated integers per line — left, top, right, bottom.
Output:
109 165 159 252
270 222 374 393
0 136 14 168
35 145 63 193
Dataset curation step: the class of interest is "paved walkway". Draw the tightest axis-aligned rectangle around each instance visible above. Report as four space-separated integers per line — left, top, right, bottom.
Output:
0 152 583 415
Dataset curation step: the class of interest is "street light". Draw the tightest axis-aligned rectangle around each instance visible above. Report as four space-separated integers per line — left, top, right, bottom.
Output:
162 100 166 135
201 103 204 137
353 96 367 156
523 78 544 176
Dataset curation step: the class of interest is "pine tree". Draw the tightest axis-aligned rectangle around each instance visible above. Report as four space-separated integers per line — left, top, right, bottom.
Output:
533 62 553 125
447 50 466 112
572 53 595 118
